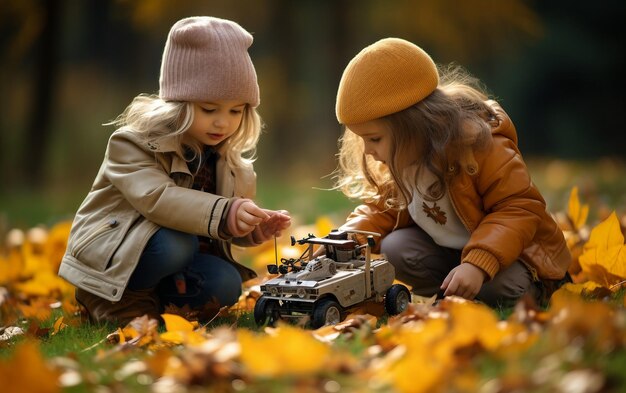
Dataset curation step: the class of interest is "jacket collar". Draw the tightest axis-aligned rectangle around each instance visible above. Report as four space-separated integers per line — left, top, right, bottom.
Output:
145 133 181 154
141 132 235 195
486 100 517 144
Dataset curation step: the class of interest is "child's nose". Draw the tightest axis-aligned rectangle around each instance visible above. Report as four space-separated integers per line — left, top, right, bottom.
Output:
213 116 228 128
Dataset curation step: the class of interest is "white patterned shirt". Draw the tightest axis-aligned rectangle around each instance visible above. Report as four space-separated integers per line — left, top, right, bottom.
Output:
404 166 470 249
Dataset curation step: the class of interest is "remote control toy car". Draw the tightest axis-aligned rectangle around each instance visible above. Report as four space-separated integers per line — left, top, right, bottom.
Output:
254 229 411 328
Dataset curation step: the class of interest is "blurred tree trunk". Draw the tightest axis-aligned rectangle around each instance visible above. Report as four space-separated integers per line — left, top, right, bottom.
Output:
264 0 297 166
265 0 351 166
22 0 62 187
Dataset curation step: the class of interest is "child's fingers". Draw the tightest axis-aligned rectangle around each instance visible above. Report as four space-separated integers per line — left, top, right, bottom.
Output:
265 211 291 227
238 210 264 227
443 281 458 297
241 202 270 221
441 271 457 296
440 271 452 290
279 218 291 230
274 209 290 218
263 209 290 220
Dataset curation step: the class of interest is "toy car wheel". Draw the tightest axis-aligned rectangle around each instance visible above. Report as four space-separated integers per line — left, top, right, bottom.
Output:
311 298 342 328
384 284 411 315
254 296 280 327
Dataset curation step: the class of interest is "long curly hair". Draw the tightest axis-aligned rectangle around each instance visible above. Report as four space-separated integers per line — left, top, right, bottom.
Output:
334 64 495 209
108 94 262 170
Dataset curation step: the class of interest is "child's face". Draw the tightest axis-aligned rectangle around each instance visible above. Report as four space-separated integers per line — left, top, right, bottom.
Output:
187 101 246 146
347 119 392 165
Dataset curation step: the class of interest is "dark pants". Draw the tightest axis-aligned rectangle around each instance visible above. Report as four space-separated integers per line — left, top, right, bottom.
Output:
128 228 242 309
380 225 541 308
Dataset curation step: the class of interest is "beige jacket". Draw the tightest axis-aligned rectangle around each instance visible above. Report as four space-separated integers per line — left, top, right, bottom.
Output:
58 129 257 301
341 102 571 281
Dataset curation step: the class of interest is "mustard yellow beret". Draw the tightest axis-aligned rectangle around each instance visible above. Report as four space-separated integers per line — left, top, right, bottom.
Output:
336 38 439 124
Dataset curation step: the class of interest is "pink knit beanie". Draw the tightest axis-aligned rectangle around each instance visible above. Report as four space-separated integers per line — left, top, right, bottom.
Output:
159 16 260 107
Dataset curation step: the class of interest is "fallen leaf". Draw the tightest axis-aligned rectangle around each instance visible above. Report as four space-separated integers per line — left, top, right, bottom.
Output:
239 324 330 377
160 313 205 345
162 313 195 332
51 316 67 335
568 186 589 230
0 341 60 393
579 212 626 287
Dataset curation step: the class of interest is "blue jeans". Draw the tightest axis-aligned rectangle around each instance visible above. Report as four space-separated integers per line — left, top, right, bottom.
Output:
127 228 242 309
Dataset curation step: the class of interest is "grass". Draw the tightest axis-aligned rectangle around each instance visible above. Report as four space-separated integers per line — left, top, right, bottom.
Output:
1 157 625 391
1 288 624 392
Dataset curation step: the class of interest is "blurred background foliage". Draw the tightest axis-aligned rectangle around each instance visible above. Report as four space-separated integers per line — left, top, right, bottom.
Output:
1 0 625 231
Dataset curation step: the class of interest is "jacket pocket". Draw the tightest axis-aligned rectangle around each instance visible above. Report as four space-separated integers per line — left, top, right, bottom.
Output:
71 217 126 272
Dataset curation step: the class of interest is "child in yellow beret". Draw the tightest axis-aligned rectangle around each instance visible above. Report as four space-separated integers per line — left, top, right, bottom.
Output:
333 38 571 307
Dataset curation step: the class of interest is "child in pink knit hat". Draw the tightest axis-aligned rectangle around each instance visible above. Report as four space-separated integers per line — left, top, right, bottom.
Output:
59 16 290 326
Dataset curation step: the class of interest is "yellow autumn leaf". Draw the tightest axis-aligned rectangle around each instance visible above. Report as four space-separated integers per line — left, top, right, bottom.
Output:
492 321 538 356
51 316 67 336
548 288 624 350
447 300 502 350
16 298 52 321
578 211 626 287
0 251 22 285
373 318 452 393
21 227 50 277
118 315 160 347
377 318 449 353
160 314 204 345
117 327 126 344
162 313 194 332
160 330 206 346
568 186 589 230
0 341 60 393
382 346 448 393
239 325 330 377
556 281 603 295
44 220 72 274
14 271 73 297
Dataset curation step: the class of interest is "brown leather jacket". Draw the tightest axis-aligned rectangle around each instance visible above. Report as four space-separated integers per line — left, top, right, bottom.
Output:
341 102 571 280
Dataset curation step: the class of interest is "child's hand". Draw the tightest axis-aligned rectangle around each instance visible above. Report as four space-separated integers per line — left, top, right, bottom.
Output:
440 263 487 300
226 199 270 238
252 209 291 243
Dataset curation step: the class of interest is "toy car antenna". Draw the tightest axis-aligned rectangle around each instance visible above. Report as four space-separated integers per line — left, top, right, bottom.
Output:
268 234 316 275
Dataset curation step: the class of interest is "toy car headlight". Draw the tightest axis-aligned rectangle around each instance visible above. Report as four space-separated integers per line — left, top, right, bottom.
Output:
269 287 278 296
297 287 306 298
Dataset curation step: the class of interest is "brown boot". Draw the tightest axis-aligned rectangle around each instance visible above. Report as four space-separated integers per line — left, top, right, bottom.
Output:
75 287 162 326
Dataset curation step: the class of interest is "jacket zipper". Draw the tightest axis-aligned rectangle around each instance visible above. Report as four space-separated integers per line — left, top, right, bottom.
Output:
72 219 119 256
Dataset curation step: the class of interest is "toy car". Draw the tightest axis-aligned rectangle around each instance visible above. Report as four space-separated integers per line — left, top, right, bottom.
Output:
254 229 411 328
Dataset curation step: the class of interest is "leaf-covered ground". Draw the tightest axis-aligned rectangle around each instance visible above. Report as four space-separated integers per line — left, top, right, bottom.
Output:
1 187 625 393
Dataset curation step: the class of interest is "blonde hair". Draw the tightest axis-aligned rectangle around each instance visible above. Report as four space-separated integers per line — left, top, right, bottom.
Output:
108 94 262 170
334 64 495 208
